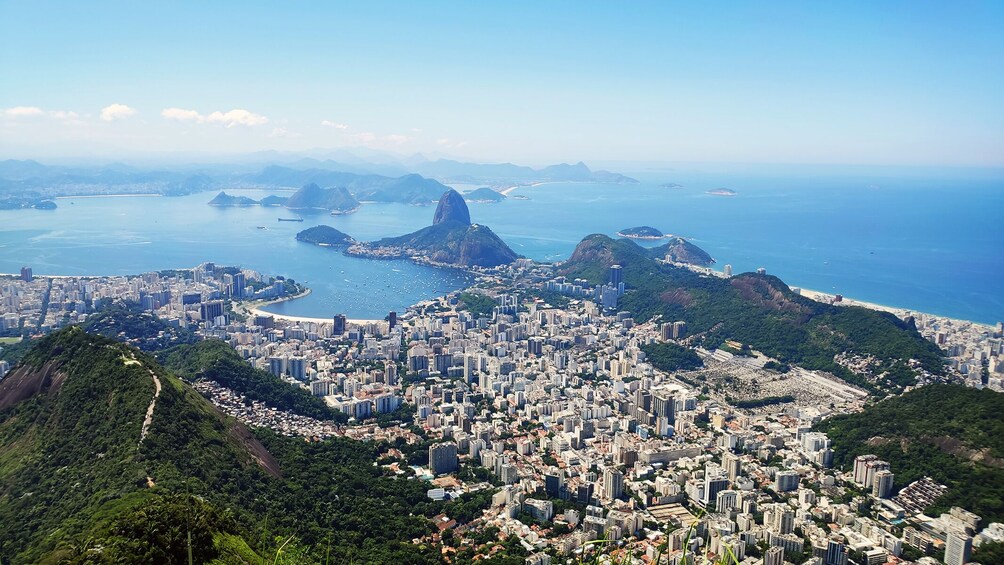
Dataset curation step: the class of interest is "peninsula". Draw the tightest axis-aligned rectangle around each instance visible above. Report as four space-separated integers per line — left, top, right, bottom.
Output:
346 189 519 268
463 187 506 203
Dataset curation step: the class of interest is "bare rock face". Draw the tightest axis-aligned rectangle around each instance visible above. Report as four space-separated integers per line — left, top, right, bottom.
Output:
432 189 471 225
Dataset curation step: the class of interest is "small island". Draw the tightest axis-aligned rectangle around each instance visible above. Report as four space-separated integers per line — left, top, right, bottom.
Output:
33 200 57 210
617 226 666 240
285 182 359 215
207 191 288 207
463 187 506 203
707 188 737 196
295 225 356 247
660 182 684 189
258 195 288 207
208 191 259 207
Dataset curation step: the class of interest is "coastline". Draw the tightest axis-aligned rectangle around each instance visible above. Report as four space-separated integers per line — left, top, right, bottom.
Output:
244 289 382 326
797 287 996 330
55 193 163 199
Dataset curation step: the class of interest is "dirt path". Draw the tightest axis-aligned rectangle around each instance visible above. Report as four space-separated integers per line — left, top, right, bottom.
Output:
128 353 162 445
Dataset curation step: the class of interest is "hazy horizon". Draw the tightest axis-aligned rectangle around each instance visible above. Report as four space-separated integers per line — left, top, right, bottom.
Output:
2 2 1003 167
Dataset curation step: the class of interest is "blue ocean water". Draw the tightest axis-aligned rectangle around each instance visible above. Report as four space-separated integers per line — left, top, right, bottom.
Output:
0 191 470 320
0 166 1000 323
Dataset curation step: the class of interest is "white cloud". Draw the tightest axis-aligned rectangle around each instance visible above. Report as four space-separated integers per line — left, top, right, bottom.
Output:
3 106 45 117
161 107 202 122
160 107 268 127
100 103 137 121
321 120 349 130
158 107 267 126
386 134 410 145
205 109 268 128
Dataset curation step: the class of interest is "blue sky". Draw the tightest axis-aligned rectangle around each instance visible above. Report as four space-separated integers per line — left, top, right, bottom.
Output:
1 1 1002 167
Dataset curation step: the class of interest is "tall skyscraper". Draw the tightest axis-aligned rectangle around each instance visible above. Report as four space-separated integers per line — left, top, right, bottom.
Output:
775 470 800 492
231 272 246 298
19 266 32 282
429 442 458 475
723 264 733 277
200 300 224 322
774 508 795 535
944 531 972 565
288 357 306 380
704 468 730 506
609 264 623 288
863 459 890 488
673 320 687 338
763 546 784 565
825 540 848 565
872 470 894 498
722 451 741 482
387 311 397 330
333 314 347 336
853 454 878 485
652 393 675 424
603 467 624 500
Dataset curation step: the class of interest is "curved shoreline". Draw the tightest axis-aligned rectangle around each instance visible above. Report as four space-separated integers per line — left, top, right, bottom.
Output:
246 288 382 325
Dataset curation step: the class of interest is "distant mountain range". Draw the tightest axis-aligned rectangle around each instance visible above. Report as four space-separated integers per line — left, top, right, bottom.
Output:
0 154 638 202
408 159 637 185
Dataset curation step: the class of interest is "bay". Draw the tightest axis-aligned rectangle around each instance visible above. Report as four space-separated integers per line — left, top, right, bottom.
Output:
0 165 1000 324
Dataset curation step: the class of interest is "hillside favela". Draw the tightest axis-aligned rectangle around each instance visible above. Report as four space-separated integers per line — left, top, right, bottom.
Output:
1 3 1003 565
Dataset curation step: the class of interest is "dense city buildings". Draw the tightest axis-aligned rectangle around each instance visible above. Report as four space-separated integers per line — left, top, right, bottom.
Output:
1 260 1002 563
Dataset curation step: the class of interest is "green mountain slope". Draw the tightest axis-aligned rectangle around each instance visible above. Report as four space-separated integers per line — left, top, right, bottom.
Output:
0 327 274 563
0 328 461 564
83 302 199 351
646 236 715 266
817 384 1004 522
160 339 344 422
561 234 944 392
